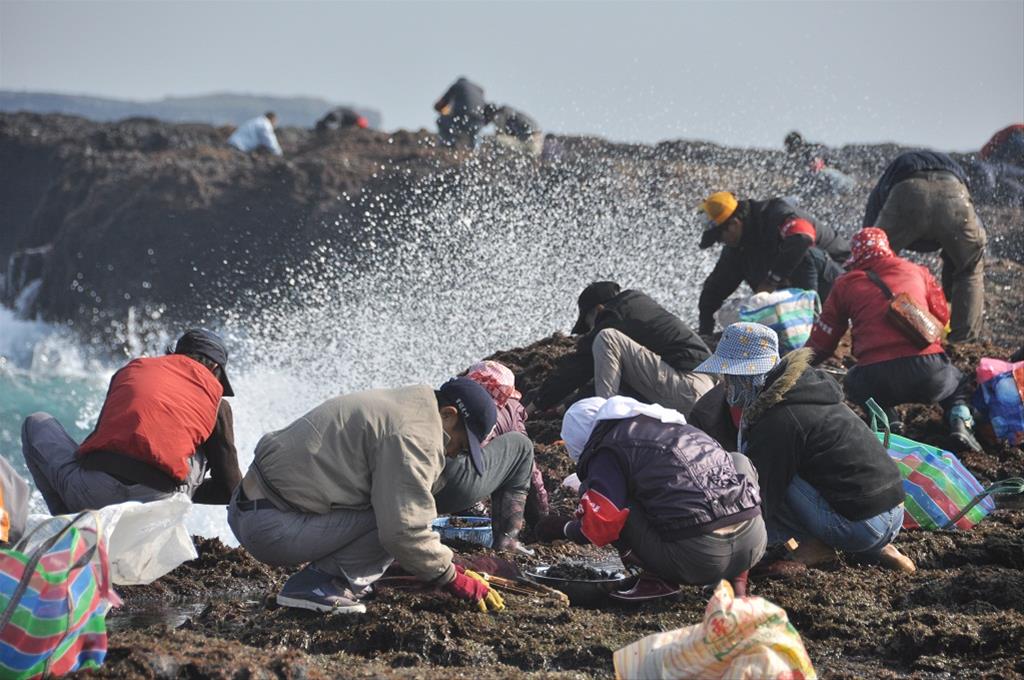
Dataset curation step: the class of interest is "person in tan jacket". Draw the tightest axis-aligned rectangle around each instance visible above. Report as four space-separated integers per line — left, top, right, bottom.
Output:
228 377 504 614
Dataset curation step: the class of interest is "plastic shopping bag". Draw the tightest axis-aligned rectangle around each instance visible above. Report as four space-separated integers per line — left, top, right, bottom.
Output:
739 288 819 355
866 399 996 530
973 364 1024 447
0 512 120 678
613 580 816 680
26 494 197 586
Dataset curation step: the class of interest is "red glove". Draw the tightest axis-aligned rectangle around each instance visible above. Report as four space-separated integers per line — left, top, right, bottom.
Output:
444 569 505 612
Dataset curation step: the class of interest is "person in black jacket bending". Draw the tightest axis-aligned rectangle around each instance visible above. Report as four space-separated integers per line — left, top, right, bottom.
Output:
696 192 850 335
526 282 714 417
863 150 986 343
694 323 915 573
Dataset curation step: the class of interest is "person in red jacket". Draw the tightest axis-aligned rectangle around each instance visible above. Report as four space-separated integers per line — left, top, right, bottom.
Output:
21 329 242 514
807 228 981 452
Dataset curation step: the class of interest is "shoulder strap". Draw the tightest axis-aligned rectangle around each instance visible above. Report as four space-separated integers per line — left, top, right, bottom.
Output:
864 270 894 300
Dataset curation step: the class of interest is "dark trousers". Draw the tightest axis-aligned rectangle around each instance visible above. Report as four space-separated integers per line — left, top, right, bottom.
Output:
788 247 843 303
844 353 970 414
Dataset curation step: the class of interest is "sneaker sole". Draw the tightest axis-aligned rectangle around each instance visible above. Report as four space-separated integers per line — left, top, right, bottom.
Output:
276 595 367 614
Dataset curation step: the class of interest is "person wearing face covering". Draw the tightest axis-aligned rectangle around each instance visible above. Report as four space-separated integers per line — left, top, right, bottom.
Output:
692 323 915 573
534 396 765 602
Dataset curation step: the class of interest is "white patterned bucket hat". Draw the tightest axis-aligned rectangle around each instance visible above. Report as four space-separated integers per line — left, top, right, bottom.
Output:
694 322 780 375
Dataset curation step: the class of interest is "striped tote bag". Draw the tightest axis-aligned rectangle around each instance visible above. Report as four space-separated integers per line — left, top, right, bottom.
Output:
739 288 820 355
865 399 996 531
0 512 118 678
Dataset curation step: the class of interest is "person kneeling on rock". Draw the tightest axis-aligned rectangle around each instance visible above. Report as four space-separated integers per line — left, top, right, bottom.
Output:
535 396 766 602
693 322 916 573
433 360 545 554
22 329 242 513
228 377 505 614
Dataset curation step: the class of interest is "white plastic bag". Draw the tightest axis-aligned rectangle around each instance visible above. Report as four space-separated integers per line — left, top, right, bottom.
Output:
26 493 197 585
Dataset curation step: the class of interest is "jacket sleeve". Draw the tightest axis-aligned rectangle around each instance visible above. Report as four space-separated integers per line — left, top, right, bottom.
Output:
191 400 243 504
807 278 849 363
770 221 816 282
698 249 745 334
743 413 800 523
565 449 629 546
531 351 594 410
920 265 950 326
371 433 455 585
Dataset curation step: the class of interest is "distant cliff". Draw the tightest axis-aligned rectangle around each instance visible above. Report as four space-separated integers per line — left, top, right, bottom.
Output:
0 91 382 129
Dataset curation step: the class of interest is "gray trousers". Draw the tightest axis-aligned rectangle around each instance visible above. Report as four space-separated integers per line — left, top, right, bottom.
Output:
876 171 987 343
433 432 534 514
621 452 767 585
592 328 717 417
21 412 205 515
226 488 392 593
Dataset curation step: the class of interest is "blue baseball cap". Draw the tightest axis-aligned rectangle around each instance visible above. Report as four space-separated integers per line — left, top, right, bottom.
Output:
438 377 497 475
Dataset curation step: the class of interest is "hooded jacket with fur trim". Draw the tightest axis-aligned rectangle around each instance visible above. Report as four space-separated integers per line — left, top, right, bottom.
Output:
740 348 904 523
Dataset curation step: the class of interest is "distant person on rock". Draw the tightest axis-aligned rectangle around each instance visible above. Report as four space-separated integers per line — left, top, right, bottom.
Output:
315 107 370 133
694 323 916 574
783 131 855 196
228 377 505 615
970 124 1024 207
863 150 986 343
483 103 543 157
535 396 766 602
433 361 540 554
227 111 283 156
526 282 714 417
807 228 982 452
22 330 242 514
434 77 486 149
696 192 850 336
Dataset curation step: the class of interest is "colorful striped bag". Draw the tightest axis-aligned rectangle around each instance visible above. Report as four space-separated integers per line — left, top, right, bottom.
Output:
0 512 119 678
739 288 820 355
866 399 996 530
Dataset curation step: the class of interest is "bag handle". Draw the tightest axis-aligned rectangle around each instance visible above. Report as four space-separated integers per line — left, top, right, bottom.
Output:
864 270 895 300
942 477 1024 529
0 511 96 631
865 398 891 449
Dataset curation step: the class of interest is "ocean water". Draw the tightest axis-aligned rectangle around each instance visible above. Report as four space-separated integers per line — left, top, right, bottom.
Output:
0 156 721 543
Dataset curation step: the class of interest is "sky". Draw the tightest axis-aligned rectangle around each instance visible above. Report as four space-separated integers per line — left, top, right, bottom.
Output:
1 0 1022 150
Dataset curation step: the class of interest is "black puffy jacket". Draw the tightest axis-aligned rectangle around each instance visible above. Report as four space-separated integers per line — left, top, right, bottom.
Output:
740 348 904 523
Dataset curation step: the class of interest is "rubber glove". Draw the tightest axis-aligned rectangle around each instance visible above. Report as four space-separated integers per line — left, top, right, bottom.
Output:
445 568 505 612
534 513 574 542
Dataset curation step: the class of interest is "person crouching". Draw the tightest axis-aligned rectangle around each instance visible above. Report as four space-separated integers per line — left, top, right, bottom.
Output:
535 396 766 601
694 322 915 573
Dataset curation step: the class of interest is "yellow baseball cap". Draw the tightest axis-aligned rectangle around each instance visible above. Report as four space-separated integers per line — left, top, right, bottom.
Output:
697 191 738 248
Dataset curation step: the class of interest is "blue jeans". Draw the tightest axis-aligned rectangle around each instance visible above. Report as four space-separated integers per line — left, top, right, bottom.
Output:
766 476 903 560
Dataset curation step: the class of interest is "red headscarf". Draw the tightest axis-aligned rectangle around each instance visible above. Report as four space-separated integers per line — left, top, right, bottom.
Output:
465 360 521 408
846 227 895 270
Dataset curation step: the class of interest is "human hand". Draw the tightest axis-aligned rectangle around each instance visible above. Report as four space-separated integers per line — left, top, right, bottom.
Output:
445 569 505 612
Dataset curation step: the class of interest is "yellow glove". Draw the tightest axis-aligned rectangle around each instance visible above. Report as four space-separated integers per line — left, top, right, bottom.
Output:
465 570 505 613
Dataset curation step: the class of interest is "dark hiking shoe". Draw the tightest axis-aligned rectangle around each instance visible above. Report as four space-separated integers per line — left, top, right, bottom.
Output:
609 572 680 602
277 566 366 614
950 418 983 453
